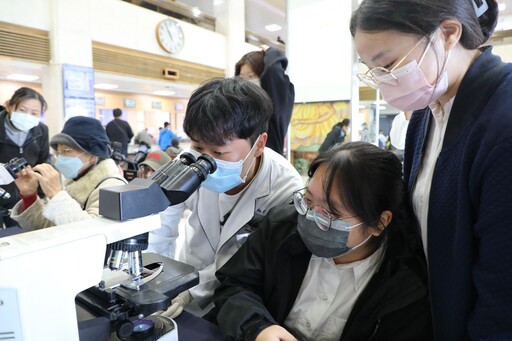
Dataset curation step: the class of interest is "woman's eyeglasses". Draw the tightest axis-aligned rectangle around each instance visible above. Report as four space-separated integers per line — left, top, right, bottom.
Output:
292 188 364 232
356 36 429 89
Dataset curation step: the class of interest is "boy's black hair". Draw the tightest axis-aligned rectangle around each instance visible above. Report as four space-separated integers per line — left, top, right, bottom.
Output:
183 77 272 146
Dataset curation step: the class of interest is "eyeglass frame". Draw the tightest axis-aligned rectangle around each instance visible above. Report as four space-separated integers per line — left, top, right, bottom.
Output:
292 187 364 232
356 35 430 89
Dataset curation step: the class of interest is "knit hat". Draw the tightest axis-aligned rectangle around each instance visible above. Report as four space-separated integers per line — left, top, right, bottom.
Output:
140 150 172 171
50 116 111 158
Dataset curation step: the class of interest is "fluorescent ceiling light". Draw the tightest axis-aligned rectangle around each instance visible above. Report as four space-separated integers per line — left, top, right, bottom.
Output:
6 73 39 82
153 90 176 96
265 24 282 32
499 2 506 11
192 7 201 17
94 83 119 90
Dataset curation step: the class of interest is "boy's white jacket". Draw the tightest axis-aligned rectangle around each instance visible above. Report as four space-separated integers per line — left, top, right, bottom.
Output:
147 147 303 311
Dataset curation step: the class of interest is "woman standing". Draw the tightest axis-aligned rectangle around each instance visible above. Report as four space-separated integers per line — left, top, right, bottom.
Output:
0 87 49 227
351 0 512 339
235 45 295 156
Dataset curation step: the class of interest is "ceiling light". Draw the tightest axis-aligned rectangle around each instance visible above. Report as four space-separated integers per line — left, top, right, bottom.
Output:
6 73 39 82
192 7 201 17
499 2 506 11
265 24 282 32
153 90 176 96
94 83 119 90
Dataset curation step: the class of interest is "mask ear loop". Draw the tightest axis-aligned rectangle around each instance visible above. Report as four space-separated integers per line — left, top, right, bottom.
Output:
240 135 262 182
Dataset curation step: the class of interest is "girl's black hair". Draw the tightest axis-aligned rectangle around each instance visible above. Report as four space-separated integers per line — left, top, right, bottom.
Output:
350 0 499 49
308 142 409 251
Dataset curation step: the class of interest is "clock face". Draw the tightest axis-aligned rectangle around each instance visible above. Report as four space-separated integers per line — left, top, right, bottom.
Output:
157 19 185 54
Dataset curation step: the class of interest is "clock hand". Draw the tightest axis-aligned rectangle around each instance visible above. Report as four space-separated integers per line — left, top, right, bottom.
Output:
166 25 174 41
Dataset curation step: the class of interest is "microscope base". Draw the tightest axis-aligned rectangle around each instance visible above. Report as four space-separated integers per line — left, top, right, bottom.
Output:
76 253 197 341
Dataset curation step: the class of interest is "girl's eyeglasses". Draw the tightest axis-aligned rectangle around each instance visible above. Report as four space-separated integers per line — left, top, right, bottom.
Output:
292 188 364 231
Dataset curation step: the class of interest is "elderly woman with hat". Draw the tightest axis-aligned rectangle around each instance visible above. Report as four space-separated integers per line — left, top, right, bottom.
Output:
11 116 126 230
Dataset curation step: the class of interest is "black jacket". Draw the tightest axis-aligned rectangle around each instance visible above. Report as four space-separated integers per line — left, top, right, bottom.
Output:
404 47 512 340
105 118 134 150
319 126 346 152
260 48 295 156
212 204 433 341
0 110 49 213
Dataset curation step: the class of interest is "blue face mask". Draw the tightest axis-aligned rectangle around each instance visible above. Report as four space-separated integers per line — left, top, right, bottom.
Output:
188 136 260 193
54 155 84 179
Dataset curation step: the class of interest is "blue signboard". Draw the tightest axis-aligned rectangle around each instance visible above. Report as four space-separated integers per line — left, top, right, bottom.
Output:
62 64 95 119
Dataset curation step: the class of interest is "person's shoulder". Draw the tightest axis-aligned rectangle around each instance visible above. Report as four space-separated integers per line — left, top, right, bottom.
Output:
263 148 300 172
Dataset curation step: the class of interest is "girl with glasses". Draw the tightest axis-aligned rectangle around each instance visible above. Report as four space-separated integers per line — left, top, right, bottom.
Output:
210 142 432 341
351 1 512 339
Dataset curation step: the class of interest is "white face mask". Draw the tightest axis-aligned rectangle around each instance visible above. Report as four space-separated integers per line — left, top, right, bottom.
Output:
10 112 40 132
247 78 261 87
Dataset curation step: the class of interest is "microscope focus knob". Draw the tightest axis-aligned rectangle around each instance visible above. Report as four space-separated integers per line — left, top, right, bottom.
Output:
116 319 134 339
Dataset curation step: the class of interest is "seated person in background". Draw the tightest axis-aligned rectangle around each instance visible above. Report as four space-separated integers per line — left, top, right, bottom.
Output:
152 77 303 318
134 128 153 149
11 116 126 230
211 142 433 341
165 138 183 159
138 150 180 259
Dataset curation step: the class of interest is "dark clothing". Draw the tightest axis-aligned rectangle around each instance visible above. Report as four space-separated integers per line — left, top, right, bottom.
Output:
260 48 295 156
0 110 49 226
105 118 134 157
319 126 346 152
404 48 512 340
212 204 433 341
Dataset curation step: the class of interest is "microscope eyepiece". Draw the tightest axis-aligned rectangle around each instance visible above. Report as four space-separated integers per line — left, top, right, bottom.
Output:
149 152 217 205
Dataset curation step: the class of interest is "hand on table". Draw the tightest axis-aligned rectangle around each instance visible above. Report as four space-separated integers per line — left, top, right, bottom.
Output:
159 290 192 319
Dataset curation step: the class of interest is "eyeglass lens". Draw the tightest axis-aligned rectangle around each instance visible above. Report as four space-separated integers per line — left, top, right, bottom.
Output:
293 191 331 231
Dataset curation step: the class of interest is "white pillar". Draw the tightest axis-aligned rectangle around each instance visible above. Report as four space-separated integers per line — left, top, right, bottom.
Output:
287 0 354 103
214 0 246 77
42 0 93 138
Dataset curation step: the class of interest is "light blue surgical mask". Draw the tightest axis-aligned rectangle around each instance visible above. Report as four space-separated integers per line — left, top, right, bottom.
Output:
10 111 40 132
188 136 260 193
54 155 84 179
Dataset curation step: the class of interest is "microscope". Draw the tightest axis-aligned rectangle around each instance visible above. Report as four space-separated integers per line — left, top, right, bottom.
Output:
0 157 28 228
0 152 216 341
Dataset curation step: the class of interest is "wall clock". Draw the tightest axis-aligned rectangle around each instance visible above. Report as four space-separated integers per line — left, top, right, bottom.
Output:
156 19 185 54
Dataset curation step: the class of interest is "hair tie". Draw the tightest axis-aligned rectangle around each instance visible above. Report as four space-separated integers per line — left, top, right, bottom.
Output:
473 0 489 18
